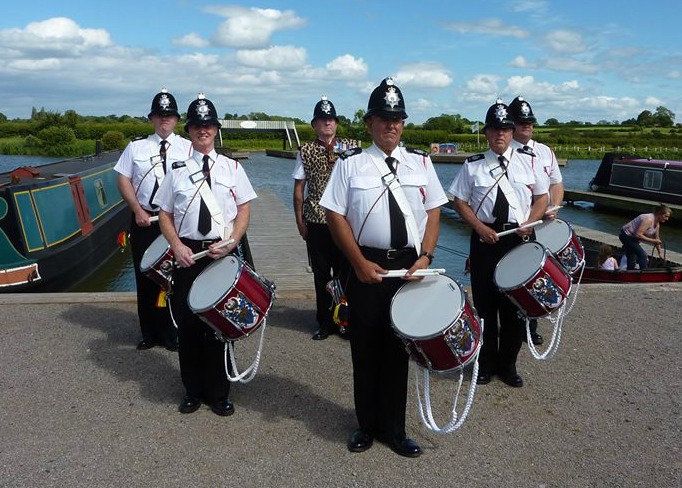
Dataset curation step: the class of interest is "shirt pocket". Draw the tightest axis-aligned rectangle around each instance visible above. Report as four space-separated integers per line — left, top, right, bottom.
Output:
349 175 383 212
399 173 429 203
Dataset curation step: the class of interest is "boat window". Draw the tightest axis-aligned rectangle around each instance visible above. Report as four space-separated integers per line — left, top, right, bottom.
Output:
95 179 107 207
642 170 662 191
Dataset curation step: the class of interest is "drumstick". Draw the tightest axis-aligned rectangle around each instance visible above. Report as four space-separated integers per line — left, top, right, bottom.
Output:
495 220 543 238
185 238 235 262
545 205 563 215
381 268 446 278
149 216 159 223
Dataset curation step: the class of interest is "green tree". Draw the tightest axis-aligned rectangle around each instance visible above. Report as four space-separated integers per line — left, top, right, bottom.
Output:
636 110 654 127
653 106 675 127
101 130 125 150
544 118 560 126
62 109 79 128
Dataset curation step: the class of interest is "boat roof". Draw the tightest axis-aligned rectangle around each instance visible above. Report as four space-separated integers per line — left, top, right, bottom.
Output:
613 156 682 170
0 150 123 188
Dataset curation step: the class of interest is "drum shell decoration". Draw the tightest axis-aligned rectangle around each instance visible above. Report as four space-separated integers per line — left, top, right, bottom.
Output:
494 241 572 318
188 255 275 340
390 275 482 372
140 234 174 290
534 218 585 275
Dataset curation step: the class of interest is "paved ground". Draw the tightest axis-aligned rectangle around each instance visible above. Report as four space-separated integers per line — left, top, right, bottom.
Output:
1 283 681 487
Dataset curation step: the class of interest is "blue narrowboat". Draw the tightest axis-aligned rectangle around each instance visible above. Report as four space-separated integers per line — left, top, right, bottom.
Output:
0 150 129 291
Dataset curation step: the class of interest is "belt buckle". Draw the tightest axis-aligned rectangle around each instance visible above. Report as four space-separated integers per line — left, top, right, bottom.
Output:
502 223 514 231
201 240 214 249
386 249 399 259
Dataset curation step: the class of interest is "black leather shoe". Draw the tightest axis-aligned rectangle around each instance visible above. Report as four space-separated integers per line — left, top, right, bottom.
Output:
337 328 350 340
178 396 201 414
499 373 524 388
136 339 156 350
210 399 235 417
531 333 544 345
389 437 422 458
347 429 373 453
164 340 179 352
476 372 492 385
312 329 330 341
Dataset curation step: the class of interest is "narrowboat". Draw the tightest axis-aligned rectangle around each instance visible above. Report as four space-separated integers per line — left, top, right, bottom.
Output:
0 150 129 292
589 153 682 205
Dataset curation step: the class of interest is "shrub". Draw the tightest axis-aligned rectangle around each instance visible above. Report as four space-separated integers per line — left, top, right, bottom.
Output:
101 131 125 150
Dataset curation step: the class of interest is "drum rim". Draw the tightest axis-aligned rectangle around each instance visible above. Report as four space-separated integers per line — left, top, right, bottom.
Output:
493 241 549 290
140 234 171 272
187 255 242 312
390 274 470 341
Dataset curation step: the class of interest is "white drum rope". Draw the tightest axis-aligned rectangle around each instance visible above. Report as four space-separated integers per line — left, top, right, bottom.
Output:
526 304 564 360
414 319 483 434
564 262 584 315
167 293 179 329
415 355 480 434
224 318 268 383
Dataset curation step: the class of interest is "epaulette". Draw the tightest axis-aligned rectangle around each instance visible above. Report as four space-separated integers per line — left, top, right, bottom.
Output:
131 135 147 142
172 161 186 170
465 153 485 163
516 145 537 157
340 147 362 159
405 147 428 157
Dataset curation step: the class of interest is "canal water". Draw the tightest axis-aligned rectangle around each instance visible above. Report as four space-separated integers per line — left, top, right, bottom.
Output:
2 153 681 291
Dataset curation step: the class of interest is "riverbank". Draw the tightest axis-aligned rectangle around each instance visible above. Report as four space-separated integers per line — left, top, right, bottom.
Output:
1 284 680 487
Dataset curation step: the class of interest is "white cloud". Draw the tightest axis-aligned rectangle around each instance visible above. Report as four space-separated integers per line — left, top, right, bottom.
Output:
395 63 453 88
445 18 529 39
510 55 533 68
464 74 501 95
325 54 368 80
172 33 209 48
204 6 307 49
545 30 587 54
543 56 599 74
0 17 111 57
236 45 307 70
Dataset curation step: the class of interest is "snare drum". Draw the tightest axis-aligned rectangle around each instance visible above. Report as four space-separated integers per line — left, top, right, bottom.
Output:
140 234 174 289
390 275 481 372
534 219 585 274
494 241 572 318
188 255 275 341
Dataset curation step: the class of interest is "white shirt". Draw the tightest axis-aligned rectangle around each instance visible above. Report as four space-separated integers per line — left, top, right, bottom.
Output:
448 147 548 224
320 144 448 249
291 152 306 180
512 139 562 188
114 132 192 211
153 149 257 240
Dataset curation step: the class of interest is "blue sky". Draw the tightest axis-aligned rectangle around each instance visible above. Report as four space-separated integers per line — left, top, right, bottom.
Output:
1 0 680 125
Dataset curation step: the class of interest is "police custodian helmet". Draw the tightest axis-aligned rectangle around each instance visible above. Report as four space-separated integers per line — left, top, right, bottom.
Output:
483 98 515 131
363 77 408 121
184 93 222 132
508 96 537 124
148 88 180 119
311 96 339 124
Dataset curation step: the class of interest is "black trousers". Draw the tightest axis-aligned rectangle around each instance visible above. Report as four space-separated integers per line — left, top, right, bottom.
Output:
170 244 232 403
469 232 525 377
305 222 344 331
346 247 416 441
129 213 175 345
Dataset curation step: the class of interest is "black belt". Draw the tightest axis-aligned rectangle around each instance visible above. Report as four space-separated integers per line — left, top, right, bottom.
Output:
360 246 416 260
180 237 221 252
487 222 519 232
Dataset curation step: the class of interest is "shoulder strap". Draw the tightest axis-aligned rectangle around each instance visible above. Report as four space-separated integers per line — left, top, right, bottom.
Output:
184 157 227 238
368 154 421 256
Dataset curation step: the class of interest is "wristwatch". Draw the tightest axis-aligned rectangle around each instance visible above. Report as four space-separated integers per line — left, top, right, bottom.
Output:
419 251 434 264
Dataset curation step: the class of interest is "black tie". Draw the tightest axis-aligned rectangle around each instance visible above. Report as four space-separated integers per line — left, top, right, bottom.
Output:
492 155 509 224
385 157 407 249
198 155 212 235
148 140 167 208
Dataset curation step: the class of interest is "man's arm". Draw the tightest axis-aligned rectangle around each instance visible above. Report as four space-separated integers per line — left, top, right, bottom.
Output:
293 179 307 240
453 197 499 244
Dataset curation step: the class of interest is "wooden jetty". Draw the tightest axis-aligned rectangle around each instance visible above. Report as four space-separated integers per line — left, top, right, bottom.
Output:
564 189 682 226
216 147 250 159
430 152 566 166
247 189 314 299
266 149 298 159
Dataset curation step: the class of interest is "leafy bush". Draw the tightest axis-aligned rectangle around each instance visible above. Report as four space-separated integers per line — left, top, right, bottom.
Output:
37 126 76 147
101 131 125 150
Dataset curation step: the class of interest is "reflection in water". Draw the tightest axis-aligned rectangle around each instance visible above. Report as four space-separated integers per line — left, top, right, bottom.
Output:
65 153 681 292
